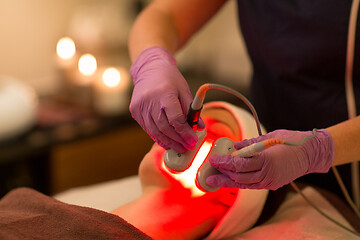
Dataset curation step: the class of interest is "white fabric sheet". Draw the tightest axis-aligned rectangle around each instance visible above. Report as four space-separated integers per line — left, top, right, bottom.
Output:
54 175 142 212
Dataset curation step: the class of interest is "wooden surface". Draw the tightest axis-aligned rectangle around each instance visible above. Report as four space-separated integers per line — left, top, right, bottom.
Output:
50 124 154 194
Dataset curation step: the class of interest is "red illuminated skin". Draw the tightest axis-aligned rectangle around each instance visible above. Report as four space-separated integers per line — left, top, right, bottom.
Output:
112 111 240 240
112 144 237 240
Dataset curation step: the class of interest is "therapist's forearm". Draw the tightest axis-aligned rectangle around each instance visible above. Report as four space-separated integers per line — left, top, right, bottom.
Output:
128 0 228 61
128 3 179 61
326 115 360 166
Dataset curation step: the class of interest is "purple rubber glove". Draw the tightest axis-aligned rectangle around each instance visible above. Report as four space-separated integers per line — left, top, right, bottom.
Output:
207 129 334 190
130 46 204 153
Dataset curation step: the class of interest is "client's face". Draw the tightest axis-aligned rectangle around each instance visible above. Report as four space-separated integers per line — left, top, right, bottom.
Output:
137 108 240 239
139 108 240 194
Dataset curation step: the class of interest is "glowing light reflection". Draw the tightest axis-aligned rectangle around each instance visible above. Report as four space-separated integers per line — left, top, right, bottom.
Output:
163 140 214 197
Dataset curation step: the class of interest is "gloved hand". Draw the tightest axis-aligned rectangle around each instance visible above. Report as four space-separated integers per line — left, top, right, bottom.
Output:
207 129 334 190
130 46 204 153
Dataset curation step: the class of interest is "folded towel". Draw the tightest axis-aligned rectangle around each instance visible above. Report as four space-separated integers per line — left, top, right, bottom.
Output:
0 187 151 240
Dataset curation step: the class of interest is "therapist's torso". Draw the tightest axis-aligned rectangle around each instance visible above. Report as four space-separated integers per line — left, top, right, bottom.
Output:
237 0 360 131
236 0 360 197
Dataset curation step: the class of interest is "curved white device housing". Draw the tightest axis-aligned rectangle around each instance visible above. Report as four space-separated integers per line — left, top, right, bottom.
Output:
164 129 207 172
197 137 236 192
164 101 266 193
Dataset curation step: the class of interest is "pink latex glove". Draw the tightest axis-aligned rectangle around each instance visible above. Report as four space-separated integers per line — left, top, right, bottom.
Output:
207 129 334 190
130 46 204 153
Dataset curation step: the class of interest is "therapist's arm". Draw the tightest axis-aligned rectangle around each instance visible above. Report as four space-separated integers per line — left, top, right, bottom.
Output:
128 0 227 60
327 115 360 166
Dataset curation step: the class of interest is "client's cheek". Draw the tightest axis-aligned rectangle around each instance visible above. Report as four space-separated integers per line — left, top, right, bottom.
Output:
140 145 186 191
211 187 238 207
199 190 237 220
157 190 236 239
195 187 238 224
168 184 238 231
183 188 238 219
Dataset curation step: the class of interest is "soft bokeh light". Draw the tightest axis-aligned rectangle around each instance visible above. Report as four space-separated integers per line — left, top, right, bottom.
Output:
94 66 130 115
78 54 97 76
102 67 120 87
56 37 76 60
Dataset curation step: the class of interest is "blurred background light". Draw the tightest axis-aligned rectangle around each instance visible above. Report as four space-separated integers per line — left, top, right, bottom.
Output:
78 54 97 76
56 37 76 60
102 67 120 88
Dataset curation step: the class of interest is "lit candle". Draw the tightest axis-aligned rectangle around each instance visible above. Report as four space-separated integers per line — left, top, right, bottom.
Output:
76 53 97 86
56 37 76 69
93 66 130 115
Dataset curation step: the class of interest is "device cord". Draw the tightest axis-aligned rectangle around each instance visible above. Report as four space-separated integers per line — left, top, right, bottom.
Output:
290 182 360 237
194 82 360 235
344 0 360 209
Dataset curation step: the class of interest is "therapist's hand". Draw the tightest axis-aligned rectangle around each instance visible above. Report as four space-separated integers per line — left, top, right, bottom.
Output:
130 46 203 153
206 129 335 190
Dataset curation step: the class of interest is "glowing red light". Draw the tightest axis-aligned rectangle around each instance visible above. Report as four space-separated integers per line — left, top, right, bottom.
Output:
163 139 214 197
162 116 238 197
